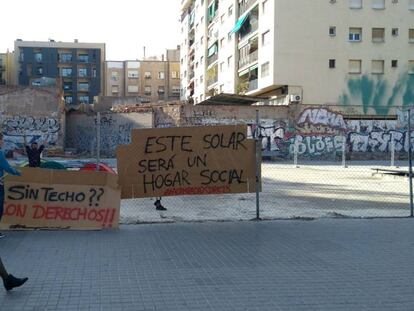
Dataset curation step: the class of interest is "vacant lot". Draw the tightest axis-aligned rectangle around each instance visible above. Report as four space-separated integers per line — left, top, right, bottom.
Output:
120 160 410 223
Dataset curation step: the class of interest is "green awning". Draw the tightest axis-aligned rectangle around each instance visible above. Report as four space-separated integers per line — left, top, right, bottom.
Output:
231 12 250 34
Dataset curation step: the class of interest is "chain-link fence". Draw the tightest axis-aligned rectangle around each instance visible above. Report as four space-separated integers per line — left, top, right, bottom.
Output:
120 158 411 224
84 110 414 224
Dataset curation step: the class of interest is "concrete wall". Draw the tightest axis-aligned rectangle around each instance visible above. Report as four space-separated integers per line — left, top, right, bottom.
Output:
0 86 64 154
65 111 153 155
154 103 411 160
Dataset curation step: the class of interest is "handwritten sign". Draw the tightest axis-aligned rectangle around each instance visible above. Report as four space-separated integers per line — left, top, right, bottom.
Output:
0 168 120 230
117 125 257 198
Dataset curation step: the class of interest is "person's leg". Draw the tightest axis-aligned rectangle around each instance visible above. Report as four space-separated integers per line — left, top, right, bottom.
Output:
0 257 28 291
0 257 8 279
0 185 5 238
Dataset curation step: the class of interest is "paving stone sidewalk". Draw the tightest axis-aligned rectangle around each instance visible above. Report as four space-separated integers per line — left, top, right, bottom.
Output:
1 219 414 311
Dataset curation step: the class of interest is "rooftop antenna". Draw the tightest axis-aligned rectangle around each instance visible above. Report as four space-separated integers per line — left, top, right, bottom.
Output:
143 46 146 60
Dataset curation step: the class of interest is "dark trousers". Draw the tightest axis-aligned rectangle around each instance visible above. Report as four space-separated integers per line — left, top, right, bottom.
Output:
0 186 4 221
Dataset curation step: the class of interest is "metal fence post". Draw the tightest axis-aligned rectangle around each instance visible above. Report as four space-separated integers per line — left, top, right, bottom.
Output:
342 134 347 168
408 109 413 217
294 135 299 168
255 110 261 220
96 112 101 171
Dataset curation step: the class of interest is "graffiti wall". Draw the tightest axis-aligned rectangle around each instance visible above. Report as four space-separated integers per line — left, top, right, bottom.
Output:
2 115 61 152
65 112 153 155
265 107 412 158
0 86 65 153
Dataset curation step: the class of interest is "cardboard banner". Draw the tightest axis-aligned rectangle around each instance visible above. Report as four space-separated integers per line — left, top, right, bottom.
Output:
117 125 257 199
0 168 120 230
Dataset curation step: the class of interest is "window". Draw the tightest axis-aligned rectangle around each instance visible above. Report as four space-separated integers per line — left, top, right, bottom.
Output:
372 28 385 42
112 85 119 94
391 60 398 68
200 36 204 45
221 14 225 24
261 62 269 77
200 75 204 83
127 85 138 93
158 86 165 94
262 30 270 46
78 96 90 104
392 28 399 36
228 32 233 42
200 56 204 65
410 0 414 10
349 28 362 41
59 53 72 62
78 82 89 91
145 71 152 79
262 0 268 14
64 96 73 104
172 86 180 94
410 29 414 43
220 62 225 72
329 26 336 36
409 61 414 74
78 54 89 63
92 68 97 78
61 68 72 77
372 60 384 74
63 82 72 91
36 67 43 75
172 71 178 79
349 0 362 8
78 82 89 92
372 0 385 9
349 60 362 73
329 59 336 68
34 53 42 62
111 72 119 81
158 72 165 79
78 68 87 77
228 5 233 16
128 70 139 78
227 56 233 67
220 38 225 48
144 86 151 95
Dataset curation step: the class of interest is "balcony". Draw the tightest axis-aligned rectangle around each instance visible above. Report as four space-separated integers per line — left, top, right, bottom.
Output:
239 18 258 41
207 53 218 67
248 79 258 92
239 0 257 16
189 71 195 80
237 65 258 94
238 49 258 69
207 65 218 87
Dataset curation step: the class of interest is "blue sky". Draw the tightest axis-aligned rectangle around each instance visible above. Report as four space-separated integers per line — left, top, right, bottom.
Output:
1 0 182 60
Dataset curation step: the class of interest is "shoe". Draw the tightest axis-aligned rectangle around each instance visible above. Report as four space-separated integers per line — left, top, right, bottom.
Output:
0 233 5 239
154 199 167 211
3 274 28 291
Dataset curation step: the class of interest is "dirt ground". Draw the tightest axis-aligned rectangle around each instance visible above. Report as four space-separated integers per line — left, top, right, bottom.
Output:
120 160 411 223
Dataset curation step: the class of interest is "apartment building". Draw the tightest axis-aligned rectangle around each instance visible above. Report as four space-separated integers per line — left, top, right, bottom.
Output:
0 51 13 85
13 40 105 105
105 49 181 102
180 0 414 113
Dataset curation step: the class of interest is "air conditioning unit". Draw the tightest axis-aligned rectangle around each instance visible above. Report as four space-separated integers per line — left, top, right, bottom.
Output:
290 94 302 102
